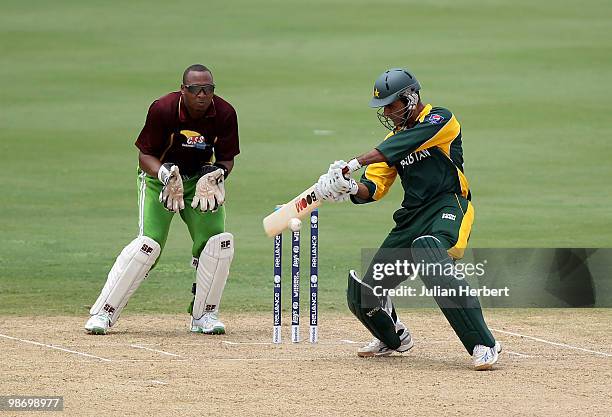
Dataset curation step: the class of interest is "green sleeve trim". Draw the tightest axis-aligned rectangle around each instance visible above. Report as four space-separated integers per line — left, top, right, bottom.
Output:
350 177 377 204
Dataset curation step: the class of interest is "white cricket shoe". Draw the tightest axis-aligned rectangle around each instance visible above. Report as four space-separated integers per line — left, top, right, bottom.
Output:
85 313 110 335
190 312 226 335
357 326 413 357
473 341 502 370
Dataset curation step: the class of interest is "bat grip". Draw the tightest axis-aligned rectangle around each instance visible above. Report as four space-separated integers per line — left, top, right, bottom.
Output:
342 158 362 176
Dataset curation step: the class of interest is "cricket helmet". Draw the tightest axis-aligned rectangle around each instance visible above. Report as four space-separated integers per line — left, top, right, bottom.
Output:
369 68 421 108
369 68 421 130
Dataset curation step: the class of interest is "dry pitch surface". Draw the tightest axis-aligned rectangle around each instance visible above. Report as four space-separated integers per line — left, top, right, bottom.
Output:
1 310 610 417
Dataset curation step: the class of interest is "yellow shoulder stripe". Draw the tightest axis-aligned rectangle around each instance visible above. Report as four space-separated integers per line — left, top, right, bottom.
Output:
417 104 433 123
414 114 460 153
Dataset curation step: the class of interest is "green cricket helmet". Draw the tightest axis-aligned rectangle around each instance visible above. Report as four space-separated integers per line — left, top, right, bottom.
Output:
369 68 421 130
369 68 421 108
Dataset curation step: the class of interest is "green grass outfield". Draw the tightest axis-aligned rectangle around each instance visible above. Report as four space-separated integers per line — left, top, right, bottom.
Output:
1 0 611 315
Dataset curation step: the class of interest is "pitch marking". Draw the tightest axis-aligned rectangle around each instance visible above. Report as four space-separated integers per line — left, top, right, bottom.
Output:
130 344 182 357
491 328 612 357
112 359 189 362
0 333 112 362
222 358 305 362
339 339 362 344
506 351 530 358
150 380 168 385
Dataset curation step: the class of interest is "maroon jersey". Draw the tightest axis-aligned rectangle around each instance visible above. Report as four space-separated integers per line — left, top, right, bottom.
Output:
135 92 240 176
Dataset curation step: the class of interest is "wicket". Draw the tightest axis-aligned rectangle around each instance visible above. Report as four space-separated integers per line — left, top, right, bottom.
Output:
273 209 318 344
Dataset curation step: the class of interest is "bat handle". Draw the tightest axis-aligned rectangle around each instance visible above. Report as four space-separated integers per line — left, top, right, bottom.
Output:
342 158 362 176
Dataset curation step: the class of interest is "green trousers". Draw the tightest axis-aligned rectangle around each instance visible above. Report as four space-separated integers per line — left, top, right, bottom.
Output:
363 193 496 353
137 170 226 265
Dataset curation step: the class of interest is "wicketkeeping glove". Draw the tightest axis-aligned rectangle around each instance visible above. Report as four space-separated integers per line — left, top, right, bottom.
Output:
158 163 185 213
191 165 226 212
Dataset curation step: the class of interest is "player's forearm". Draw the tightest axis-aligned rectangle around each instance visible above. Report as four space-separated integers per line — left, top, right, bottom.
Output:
344 149 386 200
138 152 162 177
353 149 387 167
354 183 371 200
349 149 387 200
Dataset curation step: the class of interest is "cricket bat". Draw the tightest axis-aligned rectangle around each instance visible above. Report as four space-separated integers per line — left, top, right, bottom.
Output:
263 165 358 237
263 184 321 237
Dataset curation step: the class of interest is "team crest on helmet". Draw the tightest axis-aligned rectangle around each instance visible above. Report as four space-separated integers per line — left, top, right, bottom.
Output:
373 88 380 98
426 114 445 124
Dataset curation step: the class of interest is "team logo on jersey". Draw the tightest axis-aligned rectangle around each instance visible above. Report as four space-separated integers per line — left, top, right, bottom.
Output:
427 114 445 124
180 130 206 146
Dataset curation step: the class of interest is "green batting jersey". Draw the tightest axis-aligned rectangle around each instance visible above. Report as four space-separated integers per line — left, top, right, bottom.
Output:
352 104 470 209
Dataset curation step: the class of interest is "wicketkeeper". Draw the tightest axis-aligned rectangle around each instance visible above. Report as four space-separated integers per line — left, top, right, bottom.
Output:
315 68 502 370
85 64 239 335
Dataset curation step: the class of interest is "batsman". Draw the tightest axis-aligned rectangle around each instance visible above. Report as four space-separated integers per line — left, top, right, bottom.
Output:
315 68 502 370
85 64 239 335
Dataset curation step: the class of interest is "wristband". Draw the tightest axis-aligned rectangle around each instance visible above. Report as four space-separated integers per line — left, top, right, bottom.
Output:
213 163 230 179
347 158 362 173
200 163 228 179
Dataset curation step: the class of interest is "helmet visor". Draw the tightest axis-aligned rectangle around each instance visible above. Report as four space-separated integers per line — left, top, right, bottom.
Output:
369 93 401 108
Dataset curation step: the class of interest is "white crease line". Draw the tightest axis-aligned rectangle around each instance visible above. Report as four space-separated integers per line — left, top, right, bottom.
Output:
0 333 112 362
223 340 362 346
506 351 530 358
221 358 307 362
113 359 189 362
340 339 454 345
130 344 182 357
491 328 612 357
340 339 363 344
150 380 168 385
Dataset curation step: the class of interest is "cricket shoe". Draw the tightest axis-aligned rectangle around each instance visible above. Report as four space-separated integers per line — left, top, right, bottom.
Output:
85 313 110 335
357 326 414 357
190 312 226 335
473 341 502 370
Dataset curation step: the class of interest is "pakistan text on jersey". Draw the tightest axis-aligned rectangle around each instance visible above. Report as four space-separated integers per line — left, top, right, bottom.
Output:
399 149 431 168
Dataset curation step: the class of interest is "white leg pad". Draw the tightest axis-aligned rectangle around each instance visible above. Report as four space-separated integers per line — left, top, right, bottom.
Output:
192 233 234 319
90 236 160 325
